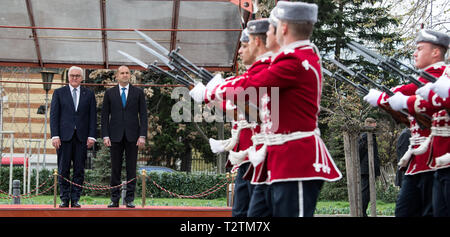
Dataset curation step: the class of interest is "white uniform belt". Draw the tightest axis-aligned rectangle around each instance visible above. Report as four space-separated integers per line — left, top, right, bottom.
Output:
409 135 427 146
252 129 320 146
431 127 450 137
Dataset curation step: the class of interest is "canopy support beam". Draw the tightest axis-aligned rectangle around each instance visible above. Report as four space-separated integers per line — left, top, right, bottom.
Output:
25 0 43 68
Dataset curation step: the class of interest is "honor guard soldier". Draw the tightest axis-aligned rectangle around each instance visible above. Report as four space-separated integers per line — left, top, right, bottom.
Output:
193 19 273 217
246 11 281 217
389 37 450 216
366 29 448 216
191 1 343 217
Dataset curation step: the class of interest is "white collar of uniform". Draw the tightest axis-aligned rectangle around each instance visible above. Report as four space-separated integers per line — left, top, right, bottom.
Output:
255 51 275 62
281 40 311 51
119 83 130 90
423 61 446 70
275 40 312 58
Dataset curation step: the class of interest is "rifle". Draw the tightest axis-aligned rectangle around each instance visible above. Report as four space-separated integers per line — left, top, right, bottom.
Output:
135 30 213 83
329 58 390 94
135 42 199 86
387 57 437 83
322 68 369 95
347 41 429 87
327 59 431 129
323 68 411 126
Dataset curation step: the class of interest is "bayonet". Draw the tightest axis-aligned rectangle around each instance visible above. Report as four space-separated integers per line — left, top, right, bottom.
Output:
117 50 192 87
134 29 170 56
135 29 213 83
136 42 174 70
118 50 149 69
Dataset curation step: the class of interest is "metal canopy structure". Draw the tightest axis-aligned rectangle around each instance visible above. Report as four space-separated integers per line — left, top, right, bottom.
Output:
0 0 253 71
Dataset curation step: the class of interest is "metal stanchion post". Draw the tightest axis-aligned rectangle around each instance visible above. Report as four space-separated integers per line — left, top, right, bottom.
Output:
12 180 20 204
121 181 127 205
53 169 58 208
141 169 147 208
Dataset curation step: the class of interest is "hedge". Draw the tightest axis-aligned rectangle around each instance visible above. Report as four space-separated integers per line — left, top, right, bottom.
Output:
0 167 228 200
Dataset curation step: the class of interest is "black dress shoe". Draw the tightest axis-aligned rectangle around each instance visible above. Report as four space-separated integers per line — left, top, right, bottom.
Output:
126 202 135 208
71 201 81 208
59 201 69 208
108 202 119 208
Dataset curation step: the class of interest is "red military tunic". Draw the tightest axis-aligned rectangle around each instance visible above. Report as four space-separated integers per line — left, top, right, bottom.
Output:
378 62 446 175
212 40 342 183
213 53 271 170
406 86 450 170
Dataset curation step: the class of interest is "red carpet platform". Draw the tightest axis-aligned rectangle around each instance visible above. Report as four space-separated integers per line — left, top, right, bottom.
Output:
0 205 232 217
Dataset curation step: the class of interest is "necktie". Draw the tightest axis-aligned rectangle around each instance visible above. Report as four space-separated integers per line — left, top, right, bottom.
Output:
72 88 77 111
121 87 127 108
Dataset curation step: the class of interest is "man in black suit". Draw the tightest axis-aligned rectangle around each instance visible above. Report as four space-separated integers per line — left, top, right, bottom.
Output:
50 66 97 208
395 128 410 187
358 117 380 217
101 65 148 208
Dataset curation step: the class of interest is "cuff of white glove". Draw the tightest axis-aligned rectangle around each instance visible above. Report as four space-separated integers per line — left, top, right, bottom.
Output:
387 92 408 111
206 74 225 92
363 89 383 107
415 83 431 101
189 83 207 103
209 138 225 153
431 76 450 99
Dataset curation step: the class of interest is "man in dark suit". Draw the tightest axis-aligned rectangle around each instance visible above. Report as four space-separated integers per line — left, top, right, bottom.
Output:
101 65 148 208
50 66 97 208
395 128 410 187
358 117 380 217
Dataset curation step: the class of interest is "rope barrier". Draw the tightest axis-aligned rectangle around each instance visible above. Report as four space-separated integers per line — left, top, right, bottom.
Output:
58 174 136 191
147 175 232 199
0 173 233 201
0 175 54 199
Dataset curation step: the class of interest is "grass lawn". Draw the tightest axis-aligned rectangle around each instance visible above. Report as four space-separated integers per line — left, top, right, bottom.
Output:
316 200 396 216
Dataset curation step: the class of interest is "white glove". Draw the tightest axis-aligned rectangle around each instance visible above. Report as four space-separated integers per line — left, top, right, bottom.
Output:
363 89 382 107
430 74 450 99
248 145 267 167
415 83 432 101
189 82 206 103
209 138 225 153
206 74 225 92
387 92 408 111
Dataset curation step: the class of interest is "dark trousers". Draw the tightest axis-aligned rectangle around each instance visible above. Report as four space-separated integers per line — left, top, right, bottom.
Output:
247 184 272 217
110 137 138 203
433 168 450 217
271 180 323 217
361 174 370 217
395 172 434 217
57 130 86 202
232 162 254 217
